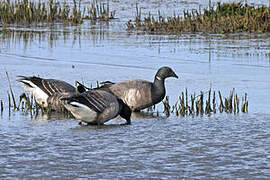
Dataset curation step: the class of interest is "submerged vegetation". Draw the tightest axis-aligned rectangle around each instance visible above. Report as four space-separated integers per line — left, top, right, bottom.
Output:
127 2 270 33
0 0 115 25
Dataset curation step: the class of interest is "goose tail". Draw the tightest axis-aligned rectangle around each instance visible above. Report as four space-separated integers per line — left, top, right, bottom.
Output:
17 76 49 108
61 95 98 123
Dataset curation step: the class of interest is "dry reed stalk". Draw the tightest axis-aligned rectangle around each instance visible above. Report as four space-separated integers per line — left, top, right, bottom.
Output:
212 91 216 113
0 100 3 114
8 92 11 116
5 71 17 110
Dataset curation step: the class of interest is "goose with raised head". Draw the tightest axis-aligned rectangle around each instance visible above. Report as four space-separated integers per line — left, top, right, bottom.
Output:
61 89 131 125
18 76 85 111
102 66 178 111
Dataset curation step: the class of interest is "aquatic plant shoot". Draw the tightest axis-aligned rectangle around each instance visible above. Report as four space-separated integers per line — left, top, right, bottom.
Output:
162 88 248 117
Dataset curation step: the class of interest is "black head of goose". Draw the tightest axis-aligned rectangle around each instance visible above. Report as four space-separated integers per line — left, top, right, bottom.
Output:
106 66 178 111
18 76 86 111
61 89 131 125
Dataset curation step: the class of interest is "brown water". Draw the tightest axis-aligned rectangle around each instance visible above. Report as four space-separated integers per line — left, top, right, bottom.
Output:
0 0 270 179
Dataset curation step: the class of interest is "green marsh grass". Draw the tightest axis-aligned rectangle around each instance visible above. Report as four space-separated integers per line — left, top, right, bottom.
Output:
0 0 115 25
85 0 115 21
127 2 270 33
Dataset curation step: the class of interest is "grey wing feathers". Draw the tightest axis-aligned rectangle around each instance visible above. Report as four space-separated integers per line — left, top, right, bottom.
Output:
44 79 75 94
93 81 115 93
18 76 75 96
47 92 74 111
100 81 115 86
66 90 111 113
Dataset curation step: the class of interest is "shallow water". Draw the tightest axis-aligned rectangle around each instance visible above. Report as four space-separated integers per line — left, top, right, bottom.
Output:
0 113 270 179
1 0 270 179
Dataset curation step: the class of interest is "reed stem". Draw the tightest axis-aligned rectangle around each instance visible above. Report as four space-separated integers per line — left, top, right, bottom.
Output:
8 92 11 116
0 100 3 114
6 71 17 110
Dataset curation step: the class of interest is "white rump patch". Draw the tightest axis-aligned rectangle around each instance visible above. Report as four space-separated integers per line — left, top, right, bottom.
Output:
63 101 97 123
19 80 49 107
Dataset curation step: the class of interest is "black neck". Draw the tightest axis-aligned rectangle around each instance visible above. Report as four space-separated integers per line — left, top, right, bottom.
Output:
154 75 164 84
152 76 166 104
118 99 131 124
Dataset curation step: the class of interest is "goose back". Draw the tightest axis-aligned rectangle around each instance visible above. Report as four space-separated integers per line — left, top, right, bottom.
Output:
108 79 164 111
62 90 120 124
47 92 75 112
18 76 76 109
20 76 75 95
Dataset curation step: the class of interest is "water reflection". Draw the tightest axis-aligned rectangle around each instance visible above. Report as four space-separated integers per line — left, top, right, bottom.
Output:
32 111 73 122
31 110 158 124
131 111 156 120
1 24 270 62
0 21 110 50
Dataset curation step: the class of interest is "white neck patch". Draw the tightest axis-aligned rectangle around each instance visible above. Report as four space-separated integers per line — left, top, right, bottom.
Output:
156 76 162 81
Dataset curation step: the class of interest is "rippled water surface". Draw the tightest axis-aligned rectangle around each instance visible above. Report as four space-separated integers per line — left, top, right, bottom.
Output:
0 113 270 179
1 0 270 179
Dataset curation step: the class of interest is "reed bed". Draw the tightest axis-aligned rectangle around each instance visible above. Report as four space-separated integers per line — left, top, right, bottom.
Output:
127 2 270 33
162 88 248 117
0 0 115 25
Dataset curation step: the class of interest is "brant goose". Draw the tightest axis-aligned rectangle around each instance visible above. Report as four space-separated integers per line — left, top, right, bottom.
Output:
18 76 85 111
61 89 131 125
102 66 178 111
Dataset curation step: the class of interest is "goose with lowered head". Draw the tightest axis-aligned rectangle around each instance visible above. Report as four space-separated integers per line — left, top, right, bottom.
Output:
61 89 131 125
18 76 85 111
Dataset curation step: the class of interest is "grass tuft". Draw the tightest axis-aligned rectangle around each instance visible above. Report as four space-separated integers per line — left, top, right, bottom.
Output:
0 0 115 25
163 88 248 117
127 2 270 33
